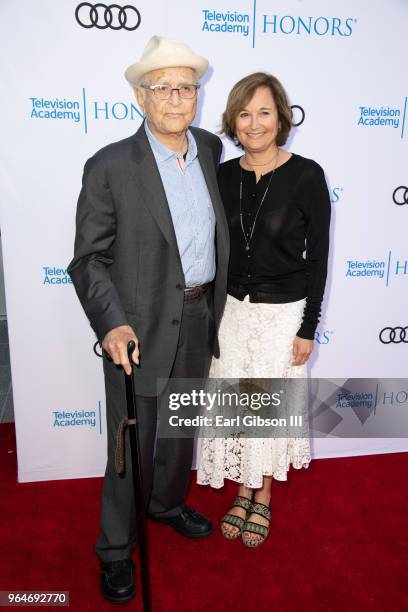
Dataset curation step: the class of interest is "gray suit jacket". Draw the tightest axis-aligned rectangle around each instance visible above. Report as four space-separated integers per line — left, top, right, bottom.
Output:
68 124 229 396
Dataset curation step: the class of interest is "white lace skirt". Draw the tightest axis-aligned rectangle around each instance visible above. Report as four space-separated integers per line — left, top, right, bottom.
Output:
196 294 311 489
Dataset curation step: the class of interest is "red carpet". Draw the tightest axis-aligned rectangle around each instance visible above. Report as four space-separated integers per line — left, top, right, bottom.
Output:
1 423 407 611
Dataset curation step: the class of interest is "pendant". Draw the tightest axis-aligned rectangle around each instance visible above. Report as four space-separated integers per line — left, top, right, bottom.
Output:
245 245 250 251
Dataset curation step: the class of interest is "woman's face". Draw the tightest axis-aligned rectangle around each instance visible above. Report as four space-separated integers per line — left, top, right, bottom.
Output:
234 86 279 154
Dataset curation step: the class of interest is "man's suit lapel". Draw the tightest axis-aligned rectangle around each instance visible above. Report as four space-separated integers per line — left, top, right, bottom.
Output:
129 125 181 256
193 130 229 260
129 123 229 264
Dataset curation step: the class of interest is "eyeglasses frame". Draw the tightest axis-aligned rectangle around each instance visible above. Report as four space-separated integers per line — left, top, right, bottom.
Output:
140 82 200 99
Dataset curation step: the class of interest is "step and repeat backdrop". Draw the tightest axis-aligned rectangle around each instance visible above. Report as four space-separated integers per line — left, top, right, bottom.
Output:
1 0 407 482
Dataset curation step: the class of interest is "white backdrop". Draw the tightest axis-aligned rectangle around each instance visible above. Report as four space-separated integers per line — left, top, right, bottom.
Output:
1 0 407 482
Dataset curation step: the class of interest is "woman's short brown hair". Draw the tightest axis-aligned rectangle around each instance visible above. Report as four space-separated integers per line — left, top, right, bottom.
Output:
221 72 292 147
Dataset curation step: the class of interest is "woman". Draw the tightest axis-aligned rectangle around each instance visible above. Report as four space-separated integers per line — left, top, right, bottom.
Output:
197 72 331 547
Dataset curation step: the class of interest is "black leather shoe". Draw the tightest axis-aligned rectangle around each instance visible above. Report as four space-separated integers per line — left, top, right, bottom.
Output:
149 506 212 538
100 558 136 603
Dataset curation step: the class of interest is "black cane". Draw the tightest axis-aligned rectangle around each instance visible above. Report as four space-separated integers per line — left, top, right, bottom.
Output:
99 340 151 611
123 340 151 612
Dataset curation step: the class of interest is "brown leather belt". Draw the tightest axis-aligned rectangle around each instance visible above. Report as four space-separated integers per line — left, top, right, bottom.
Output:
183 282 212 302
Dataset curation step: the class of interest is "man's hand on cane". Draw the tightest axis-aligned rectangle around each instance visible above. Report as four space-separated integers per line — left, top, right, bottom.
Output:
102 325 140 375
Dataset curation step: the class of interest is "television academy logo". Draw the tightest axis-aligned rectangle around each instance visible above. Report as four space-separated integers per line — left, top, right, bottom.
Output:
379 326 408 344
29 90 144 134
392 186 408 206
291 105 305 127
200 7 357 47
357 98 407 139
75 3 141 30
345 251 408 285
201 9 250 37
42 266 72 285
313 379 408 436
334 383 408 415
52 401 103 433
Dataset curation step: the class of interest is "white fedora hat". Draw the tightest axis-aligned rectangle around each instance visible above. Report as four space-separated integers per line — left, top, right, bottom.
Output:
124 35 209 86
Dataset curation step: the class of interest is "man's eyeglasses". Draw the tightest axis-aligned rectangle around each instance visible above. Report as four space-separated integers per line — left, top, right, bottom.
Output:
141 83 200 100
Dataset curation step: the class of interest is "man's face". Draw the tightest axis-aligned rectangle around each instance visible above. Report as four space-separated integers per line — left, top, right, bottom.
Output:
135 67 198 137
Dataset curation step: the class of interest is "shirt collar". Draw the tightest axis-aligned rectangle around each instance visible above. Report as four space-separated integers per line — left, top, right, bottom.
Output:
144 119 197 164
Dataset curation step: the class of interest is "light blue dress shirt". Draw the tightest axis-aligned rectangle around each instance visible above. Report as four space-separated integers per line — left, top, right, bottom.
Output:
144 120 216 287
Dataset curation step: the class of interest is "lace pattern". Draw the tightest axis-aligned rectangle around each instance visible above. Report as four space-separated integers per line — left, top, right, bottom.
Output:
196 295 311 489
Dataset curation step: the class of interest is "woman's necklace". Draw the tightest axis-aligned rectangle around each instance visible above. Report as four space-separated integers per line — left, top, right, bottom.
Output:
239 150 280 251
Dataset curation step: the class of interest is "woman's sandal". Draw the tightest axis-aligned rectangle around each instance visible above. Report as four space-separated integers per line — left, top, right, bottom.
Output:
220 495 253 539
242 501 271 547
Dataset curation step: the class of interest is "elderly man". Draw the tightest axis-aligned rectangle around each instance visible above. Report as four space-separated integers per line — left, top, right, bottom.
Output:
68 36 228 603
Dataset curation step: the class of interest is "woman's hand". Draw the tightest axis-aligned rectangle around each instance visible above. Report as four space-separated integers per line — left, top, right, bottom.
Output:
292 336 314 366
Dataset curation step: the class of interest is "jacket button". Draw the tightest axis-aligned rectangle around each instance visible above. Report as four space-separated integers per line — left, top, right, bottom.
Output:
176 283 183 290
172 319 180 325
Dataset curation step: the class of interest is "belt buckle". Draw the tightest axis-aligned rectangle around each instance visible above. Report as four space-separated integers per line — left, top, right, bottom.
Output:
184 284 206 302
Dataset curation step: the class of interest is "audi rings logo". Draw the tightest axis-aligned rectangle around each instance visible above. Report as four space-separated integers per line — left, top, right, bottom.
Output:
379 326 408 344
392 186 408 206
291 105 305 127
75 3 141 30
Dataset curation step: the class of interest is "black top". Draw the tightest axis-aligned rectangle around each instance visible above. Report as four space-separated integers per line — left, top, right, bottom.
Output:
218 153 331 340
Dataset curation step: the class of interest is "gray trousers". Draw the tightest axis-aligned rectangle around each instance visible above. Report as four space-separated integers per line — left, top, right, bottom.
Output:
96 288 214 562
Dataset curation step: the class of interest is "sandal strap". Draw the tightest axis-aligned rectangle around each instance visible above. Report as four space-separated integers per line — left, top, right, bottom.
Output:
243 520 269 537
251 502 271 520
221 514 245 529
230 495 252 512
